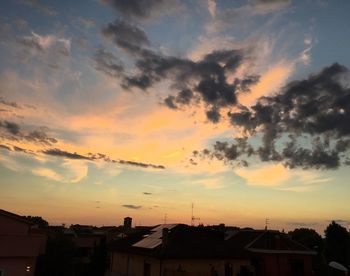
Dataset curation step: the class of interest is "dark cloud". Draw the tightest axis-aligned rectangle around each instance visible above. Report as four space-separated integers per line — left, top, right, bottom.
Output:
0 143 34 154
122 204 142 209
1 121 20 135
116 159 165 169
42 148 166 169
0 142 165 169
101 0 173 20
0 121 165 170
206 107 221 123
42 148 92 160
93 49 124 78
199 63 350 169
143 192 152 195
102 19 150 51
100 17 258 122
13 145 33 154
25 129 58 145
0 121 56 146
124 48 255 121
0 97 20 108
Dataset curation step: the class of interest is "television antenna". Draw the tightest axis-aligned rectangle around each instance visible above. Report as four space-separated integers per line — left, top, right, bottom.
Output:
191 203 200 226
265 218 270 230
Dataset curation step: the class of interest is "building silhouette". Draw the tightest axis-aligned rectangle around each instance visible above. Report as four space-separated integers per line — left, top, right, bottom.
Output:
123 217 132 229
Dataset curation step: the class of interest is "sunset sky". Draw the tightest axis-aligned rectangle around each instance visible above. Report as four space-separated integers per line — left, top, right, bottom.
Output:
1 0 350 233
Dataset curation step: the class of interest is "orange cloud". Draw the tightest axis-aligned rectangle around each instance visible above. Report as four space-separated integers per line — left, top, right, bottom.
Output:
238 62 294 106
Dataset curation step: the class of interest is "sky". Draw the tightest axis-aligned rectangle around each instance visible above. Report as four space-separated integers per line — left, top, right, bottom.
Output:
1 0 350 233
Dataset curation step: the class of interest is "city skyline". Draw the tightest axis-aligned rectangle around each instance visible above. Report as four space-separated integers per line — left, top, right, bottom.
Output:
1 0 350 233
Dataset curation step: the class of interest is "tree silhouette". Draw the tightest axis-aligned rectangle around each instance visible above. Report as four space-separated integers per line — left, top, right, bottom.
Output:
289 228 323 252
289 228 327 276
324 221 350 266
24 216 49 228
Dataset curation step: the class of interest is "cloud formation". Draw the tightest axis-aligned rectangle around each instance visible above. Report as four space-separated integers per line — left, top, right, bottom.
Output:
0 120 57 146
197 63 350 169
0 119 165 169
101 0 178 21
287 222 319 227
131 47 258 122
0 97 19 108
100 21 258 122
102 19 150 50
93 49 124 78
42 148 165 169
17 32 71 56
42 148 91 160
122 204 142 209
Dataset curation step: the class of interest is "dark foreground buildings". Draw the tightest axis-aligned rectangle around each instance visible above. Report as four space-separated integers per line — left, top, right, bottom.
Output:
0 209 322 276
107 224 316 276
0 209 46 276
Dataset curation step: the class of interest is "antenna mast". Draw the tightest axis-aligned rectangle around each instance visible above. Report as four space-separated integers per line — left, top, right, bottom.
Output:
191 203 200 226
265 218 270 230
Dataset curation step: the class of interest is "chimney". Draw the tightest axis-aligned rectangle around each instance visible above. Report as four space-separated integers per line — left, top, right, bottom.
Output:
162 227 169 248
123 217 132 229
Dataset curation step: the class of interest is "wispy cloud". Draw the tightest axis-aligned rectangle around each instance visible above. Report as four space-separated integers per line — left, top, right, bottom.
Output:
101 0 182 21
17 32 71 56
235 163 332 189
207 0 217 18
287 221 319 227
191 176 225 189
0 120 57 146
0 148 88 183
19 0 57 16
122 204 142 210
0 97 20 108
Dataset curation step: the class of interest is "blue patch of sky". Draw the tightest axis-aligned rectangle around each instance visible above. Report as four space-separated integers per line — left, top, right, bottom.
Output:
144 3 210 56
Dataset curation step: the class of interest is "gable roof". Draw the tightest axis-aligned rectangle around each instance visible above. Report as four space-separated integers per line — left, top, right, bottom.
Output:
244 230 316 255
0 209 33 225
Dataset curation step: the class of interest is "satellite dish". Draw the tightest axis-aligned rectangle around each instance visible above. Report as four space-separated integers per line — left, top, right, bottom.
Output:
329 261 348 273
